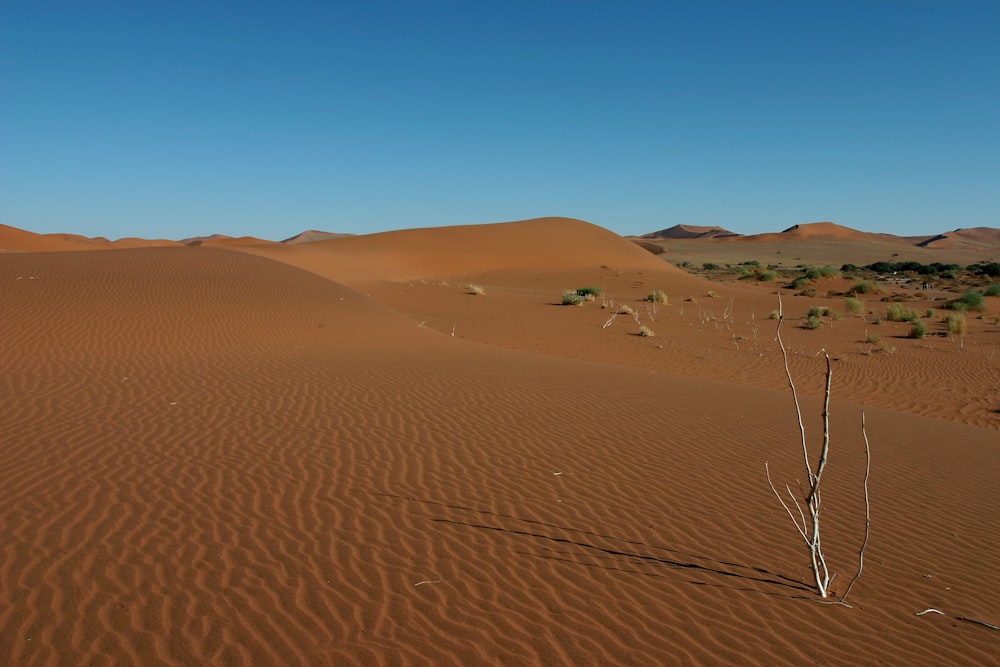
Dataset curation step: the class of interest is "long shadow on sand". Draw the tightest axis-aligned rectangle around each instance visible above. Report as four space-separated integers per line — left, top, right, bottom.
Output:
376 493 814 597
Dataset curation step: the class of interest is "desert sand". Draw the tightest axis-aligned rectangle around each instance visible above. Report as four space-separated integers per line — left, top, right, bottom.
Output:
1 217 998 665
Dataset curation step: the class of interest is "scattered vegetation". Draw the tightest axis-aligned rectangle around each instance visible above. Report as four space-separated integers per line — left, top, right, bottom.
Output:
702 262 720 271
948 290 985 312
844 297 863 317
908 321 926 339
740 266 778 282
968 262 1000 278
864 260 961 276
560 290 585 306
576 286 603 299
984 283 1000 297
805 315 823 330
864 333 881 344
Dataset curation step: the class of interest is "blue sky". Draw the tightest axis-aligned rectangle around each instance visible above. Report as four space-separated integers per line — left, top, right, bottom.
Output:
2 1 997 241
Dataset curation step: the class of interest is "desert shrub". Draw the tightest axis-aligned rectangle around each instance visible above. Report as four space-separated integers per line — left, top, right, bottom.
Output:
828 309 842 321
925 308 935 318
791 276 810 290
637 325 655 337
675 260 692 269
840 263 859 273
706 290 719 298
804 266 841 280
768 310 780 320
865 333 881 344
969 262 1000 277
646 290 667 303
908 321 926 338
844 297 863 317
805 315 823 330
740 267 777 281
985 283 1000 297
808 305 829 318
466 283 486 295
945 313 967 336
740 259 761 267
702 262 720 270
576 286 603 298
885 303 919 322
618 304 634 314
948 290 985 311
872 317 883 325
851 281 881 295
561 290 585 306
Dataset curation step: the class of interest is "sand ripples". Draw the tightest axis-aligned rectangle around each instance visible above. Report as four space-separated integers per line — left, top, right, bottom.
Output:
2 248 998 665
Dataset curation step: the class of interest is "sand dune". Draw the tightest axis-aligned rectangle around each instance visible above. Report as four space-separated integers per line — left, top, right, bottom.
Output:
640 224 739 239
1 220 998 665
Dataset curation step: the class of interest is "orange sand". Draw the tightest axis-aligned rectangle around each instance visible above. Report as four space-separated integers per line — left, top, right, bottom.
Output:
1 218 998 665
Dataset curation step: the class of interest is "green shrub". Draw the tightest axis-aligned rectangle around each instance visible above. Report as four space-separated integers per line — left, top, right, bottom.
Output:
949 290 985 311
702 262 720 271
984 283 1000 297
805 315 823 330
908 321 926 338
885 303 919 322
561 290 585 306
768 310 780 320
925 308 935 318
851 282 881 295
791 276 810 290
865 333 881 344
646 290 667 303
945 313 967 336
845 297 863 317
804 265 841 280
576 286 603 298
740 267 777 281
808 305 829 318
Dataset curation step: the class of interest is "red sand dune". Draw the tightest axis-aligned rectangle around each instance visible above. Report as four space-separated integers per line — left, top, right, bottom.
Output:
918 227 1000 249
1 219 998 665
0 224 179 252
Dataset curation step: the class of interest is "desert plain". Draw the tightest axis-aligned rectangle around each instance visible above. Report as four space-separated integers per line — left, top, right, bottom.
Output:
1 217 998 665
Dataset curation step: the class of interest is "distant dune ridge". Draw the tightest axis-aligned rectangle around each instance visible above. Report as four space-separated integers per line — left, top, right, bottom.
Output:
1 215 999 665
641 224 739 240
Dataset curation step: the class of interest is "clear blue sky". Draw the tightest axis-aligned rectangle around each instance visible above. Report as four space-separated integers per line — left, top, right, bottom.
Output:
2 1 997 241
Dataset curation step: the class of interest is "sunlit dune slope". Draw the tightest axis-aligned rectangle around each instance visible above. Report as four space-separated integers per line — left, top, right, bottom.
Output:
244 217 682 285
